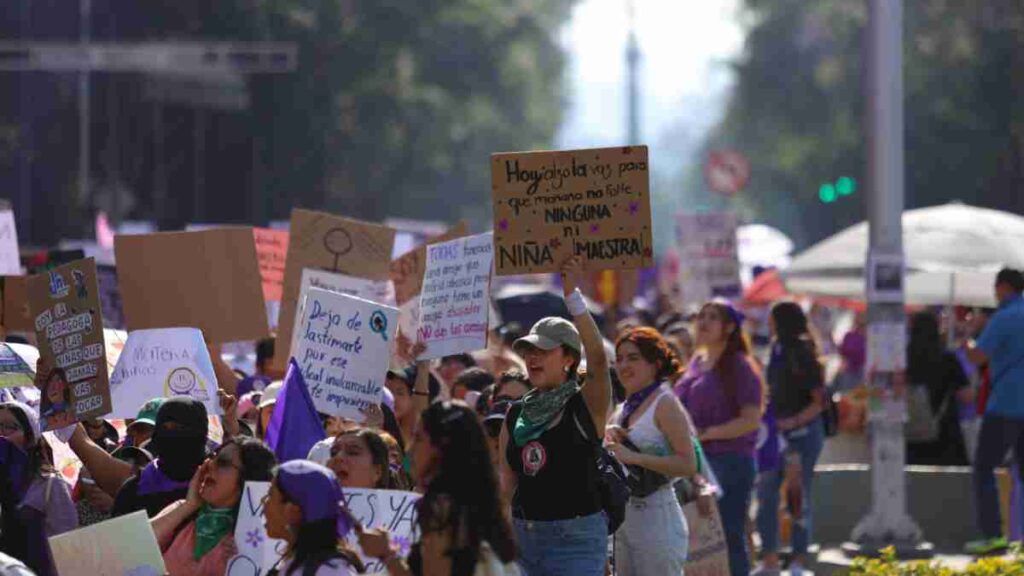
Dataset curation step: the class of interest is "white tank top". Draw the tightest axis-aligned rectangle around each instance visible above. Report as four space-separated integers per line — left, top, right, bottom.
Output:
626 388 675 457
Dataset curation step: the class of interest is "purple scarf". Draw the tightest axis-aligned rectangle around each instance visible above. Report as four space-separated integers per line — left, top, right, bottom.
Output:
137 460 190 496
620 381 663 426
0 436 29 500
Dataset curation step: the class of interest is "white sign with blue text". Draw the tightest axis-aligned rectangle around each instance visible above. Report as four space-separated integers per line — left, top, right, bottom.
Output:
291 288 397 421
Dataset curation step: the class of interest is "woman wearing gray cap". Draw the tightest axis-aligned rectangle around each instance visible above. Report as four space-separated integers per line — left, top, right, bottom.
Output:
498 256 612 576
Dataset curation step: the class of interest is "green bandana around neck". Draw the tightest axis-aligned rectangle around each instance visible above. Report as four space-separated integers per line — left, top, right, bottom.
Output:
513 380 580 446
194 504 236 560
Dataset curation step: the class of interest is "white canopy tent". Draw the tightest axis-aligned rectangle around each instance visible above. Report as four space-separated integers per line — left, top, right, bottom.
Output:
782 203 1024 307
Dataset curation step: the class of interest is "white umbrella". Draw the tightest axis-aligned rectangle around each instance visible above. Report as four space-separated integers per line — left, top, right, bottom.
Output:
738 224 794 286
783 202 1024 307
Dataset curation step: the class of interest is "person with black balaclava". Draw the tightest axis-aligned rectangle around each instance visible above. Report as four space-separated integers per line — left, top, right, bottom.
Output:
112 397 209 518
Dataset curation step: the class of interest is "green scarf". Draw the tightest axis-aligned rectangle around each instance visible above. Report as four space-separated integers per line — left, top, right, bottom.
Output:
513 380 580 446
194 504 236 560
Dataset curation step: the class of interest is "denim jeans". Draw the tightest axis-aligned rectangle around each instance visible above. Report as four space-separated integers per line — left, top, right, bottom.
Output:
756 418 825 556
614 485 688 576
973 414 1024 538
706 452 757 576
514 511 607 576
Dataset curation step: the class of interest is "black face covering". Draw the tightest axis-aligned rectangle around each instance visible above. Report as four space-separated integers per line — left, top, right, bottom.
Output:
149 397 209 482
151 435 208 482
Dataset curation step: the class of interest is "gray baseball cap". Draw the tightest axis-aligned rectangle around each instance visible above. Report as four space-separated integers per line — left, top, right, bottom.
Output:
514 317 581 354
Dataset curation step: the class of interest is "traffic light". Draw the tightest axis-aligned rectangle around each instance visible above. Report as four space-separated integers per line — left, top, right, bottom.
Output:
818 176 856 203
819 183 837 203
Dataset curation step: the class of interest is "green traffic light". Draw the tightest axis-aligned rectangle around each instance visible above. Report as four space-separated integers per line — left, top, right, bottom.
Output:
836 176 856 196
819 183 837 203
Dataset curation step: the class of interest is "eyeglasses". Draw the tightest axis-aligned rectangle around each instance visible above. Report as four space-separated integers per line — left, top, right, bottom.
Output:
0 422 21 435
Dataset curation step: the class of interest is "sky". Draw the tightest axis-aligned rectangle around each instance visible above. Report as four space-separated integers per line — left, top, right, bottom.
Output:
556 0 744 179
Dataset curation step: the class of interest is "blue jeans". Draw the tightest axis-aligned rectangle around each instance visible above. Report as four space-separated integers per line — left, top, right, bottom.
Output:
514 511 607 576
706 452 757 576
973 414 1024 539
756 419 825 556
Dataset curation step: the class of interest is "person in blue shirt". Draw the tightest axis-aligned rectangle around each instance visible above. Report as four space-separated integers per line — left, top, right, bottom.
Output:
964 268 1024 555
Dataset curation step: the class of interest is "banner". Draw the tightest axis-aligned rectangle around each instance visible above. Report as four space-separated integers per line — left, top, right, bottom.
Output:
416 233 493 360
226 482 287 576
389 222 468 305
115 228 269 343
0 342 33 389
28 258 110 429
491 146 653 275
676 212 741 307
0 209 21 275
254 228 289 303
275 209 396 372
49 510 166 576
109 328 222 418
291 289 397 421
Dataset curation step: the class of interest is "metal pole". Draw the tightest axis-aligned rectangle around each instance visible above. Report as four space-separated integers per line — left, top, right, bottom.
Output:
625 0 640 145
845 0 931 558
78 0 91 209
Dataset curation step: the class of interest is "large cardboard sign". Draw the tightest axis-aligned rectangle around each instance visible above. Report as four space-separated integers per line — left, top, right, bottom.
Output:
254 228 289 303
389 221 468 305
275 209 396 371
417 233 493 360
676 212 741 307
49 510 166 576
115 228 269 343
28 258 110 429
109 328 222 418
491 146 653 275
0 209 21 275
226 482 287 576
291 289 397 421
0 275 32 332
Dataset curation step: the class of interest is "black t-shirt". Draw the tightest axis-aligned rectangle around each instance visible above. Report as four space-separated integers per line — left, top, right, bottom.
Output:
110 476 188 518
767 341 824 419
505 393 602 521
908 350 969 440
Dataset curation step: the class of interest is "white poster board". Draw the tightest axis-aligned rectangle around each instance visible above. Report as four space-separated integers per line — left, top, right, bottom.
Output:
109 328 222 418
298 268 396 307
0 210 20 275
49 510 167 576
416 233 493 360
291 289 397 421
225 482 287 576
344 488 421 574
676 212 741 307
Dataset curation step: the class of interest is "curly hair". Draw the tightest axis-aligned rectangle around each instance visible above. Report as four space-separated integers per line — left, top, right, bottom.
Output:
615 326 684 382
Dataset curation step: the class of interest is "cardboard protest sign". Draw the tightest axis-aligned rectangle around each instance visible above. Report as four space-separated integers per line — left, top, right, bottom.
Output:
109 328 221 418
226 482 287 576
389 221 469 305
0 209 21 275
49 510 166 576
682 500 730 576
28 258 110 429
676 212 741 307
254 228 289 303
417 233 493 360
0 342 33 389
115 228 269 343
491 146 653 275
298 268 396 308
344 489 421 574
275 209 396 372
291 289 397 421
0 275 31 332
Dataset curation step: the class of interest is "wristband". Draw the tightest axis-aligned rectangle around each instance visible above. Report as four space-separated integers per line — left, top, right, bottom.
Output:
565 288 587 317
412 390 430 397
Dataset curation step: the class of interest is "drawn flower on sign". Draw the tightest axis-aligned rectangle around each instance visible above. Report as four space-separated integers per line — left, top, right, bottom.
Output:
498 219 509 232
246 529 264 548
589 224 600 234
392 535 413 557
628 201 639 216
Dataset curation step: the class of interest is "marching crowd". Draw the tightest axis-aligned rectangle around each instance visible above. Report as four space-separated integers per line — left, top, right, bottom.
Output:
2 255 1024 576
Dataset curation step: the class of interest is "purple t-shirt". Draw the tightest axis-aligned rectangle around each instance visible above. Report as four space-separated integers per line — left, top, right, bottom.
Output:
675 355 763 457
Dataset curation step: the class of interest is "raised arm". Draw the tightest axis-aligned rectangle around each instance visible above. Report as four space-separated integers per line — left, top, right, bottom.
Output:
67 424 133 496
561 257 611 434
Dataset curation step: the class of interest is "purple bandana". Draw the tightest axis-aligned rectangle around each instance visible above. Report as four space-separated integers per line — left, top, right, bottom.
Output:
137 460 191 496
619 381 663 426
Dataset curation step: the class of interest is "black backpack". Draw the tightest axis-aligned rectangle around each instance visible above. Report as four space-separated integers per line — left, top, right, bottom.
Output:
571 408 629 535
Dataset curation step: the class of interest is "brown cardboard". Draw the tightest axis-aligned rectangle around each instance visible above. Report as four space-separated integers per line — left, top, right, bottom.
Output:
114 228 269 343
491 145 653 275
28 258 111 427
274 209 396 370
1 276 32 333
389 221 469 305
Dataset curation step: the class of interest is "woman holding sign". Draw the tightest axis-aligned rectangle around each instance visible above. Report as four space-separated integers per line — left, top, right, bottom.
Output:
497 256 612 576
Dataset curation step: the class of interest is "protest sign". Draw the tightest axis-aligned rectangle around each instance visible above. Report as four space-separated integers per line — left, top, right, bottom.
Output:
682 500 730 576
0 275 32 332
416 233 493 360
275 209 396 372
254 228 289 303
109 328 221 418
298 268 396 308
49 510 166 576
97 264 126 330
491 145 653 275
344 488 421 574
28 258 110 429
676 212 741 307
225 482 287 576
389 221 468 305
0 342 33 389
291 289 397 421
115 228 269 343
0 209 21 275
23 249 86 275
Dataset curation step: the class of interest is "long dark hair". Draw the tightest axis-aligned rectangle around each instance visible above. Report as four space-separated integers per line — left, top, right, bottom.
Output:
337 428 396 489
907 312 943 383
418 401 517 572
615 326 684 383
702 302 765 412
39 368 71 416
211 437 276 518
770 301 823 384
279 508 365 575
